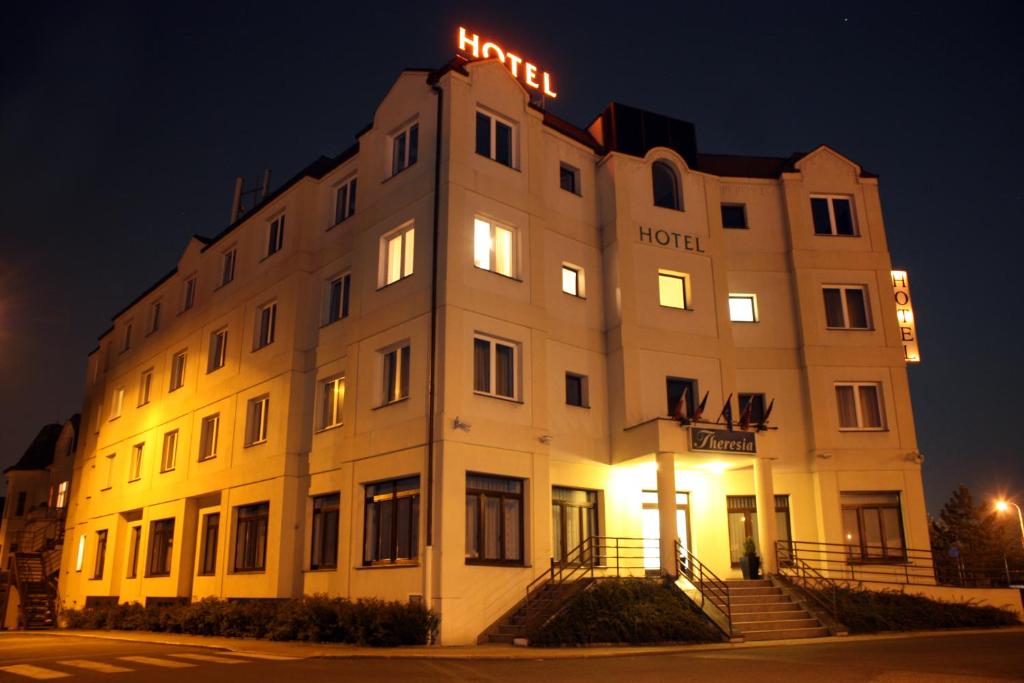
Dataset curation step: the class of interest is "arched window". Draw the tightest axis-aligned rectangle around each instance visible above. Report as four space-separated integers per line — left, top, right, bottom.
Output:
652 161 682 210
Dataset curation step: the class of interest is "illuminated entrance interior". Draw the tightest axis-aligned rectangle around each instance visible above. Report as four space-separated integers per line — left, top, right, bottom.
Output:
641 490 690 570
726 494 791 565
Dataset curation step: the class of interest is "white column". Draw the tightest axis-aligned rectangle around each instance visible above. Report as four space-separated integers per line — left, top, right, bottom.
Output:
753 457 779 574
656 451 679 577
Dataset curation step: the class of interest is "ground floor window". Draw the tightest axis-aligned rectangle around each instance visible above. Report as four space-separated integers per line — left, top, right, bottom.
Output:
126 525 141 579
199 513 219 576
92 530 107 579
363 477 419 565
147 518 175 576
466 474 523 565
311 493 340 569
726 495 791 566
552 487 598 562
841 492 905 562
234 503 269 572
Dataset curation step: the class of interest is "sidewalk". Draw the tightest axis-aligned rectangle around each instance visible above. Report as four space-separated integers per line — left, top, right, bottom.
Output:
8 626 1024 660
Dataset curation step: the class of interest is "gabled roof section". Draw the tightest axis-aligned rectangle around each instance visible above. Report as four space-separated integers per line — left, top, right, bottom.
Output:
5 423 62 473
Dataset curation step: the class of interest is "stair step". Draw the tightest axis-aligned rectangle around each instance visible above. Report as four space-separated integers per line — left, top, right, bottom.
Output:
727 594 793 605
732 608 809 621
735 618 820 630
727 587 782 596
742 626 830 641
724 580 772 588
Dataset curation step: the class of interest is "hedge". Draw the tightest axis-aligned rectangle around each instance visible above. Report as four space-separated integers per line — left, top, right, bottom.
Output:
528 578 723 646
817 587 1021 634
63 595 439 646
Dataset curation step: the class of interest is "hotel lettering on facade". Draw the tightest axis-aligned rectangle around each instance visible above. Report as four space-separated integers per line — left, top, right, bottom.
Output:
60 54 926 644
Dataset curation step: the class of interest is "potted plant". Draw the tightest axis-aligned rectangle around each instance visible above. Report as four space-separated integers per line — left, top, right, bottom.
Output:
739 537 761 580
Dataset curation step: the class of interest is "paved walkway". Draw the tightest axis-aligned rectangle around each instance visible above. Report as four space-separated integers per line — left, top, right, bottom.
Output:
10 626 1024 660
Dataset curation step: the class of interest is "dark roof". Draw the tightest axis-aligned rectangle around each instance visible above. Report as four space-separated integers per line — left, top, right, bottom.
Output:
5 423 62 473
696 153 804 178
594 102 699 168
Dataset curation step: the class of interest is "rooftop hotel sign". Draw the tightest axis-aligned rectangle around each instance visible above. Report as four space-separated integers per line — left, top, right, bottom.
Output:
891 270 921 363
690 427 756 454
458 27 558 98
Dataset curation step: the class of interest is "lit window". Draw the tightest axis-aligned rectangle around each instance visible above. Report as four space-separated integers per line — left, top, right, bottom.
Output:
161 430 178 472
559 162 580 195
109 387 124 420
363 477 419 565
476 111 515 167
129 443 143 481
208 328 228 372
841 492 905 561
811 196 856 236
823 286 870 329
320 376 345 430
75 534 86 572
561 264 584 297
473 217 515 277
254 302 277 350
169 350 187 391
565 372 589 407
381 345 410 405
728 294 758 322
334 177 357 224
246 396 270 445
391 122 419 175
324 273 351 324
182 276 196 312
381 224 415 286
311 494 340 570
199 414 219 461
473 335 519 400
138 368 153 406
267 215 285 255
55 481 69 508
234 503 269 572
465 474 523 564
658 270 689 309
835 382 885 431
721 204 747 229
221 248 236 286
652 161 682 210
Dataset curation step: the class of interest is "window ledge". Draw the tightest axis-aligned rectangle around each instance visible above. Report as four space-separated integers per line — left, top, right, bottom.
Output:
304 567 339 573
383 164 416 183
659 305 694 312
128 478 140 484
214 280 234 292
320 317 348 329
99 486 112 492
562 292 586 300
244 440 268 449
473 391 523 405
197 456 217 463
473 266 522 282
567 403 591 410
251 342 274 353
465 560 530 568
373 397 409 411
314 424 344 435
259 251 282 264
475 152 520 172
813 233 860 238
355 562 419 570
327 216 354 231
825 326 874 332
376 275 412 292
230 569 267 575
730 320 759 324
838 428 889 433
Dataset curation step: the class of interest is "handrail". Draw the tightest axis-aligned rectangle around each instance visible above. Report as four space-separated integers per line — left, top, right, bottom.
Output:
525 536 658 607
676 539 733 637
775 541 841 624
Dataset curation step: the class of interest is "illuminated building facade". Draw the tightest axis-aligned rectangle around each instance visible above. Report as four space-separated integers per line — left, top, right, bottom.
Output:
59 55 930 644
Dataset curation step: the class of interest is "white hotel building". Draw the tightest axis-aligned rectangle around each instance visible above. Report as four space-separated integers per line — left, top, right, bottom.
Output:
59 54 929 644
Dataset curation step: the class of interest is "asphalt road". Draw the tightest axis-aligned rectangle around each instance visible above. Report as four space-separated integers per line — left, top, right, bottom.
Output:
0 631 1022 682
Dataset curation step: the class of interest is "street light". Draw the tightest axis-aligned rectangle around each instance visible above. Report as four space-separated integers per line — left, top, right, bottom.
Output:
995 499 1024 550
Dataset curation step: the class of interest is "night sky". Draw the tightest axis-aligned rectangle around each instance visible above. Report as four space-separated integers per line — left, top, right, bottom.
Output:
2 2 1021 514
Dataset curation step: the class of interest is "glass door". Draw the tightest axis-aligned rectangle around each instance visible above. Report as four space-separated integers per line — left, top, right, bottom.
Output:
641 491 690 572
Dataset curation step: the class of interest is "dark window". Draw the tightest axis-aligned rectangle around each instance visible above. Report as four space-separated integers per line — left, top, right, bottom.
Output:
721 204 748 229
841 492 905 561
811 196 856 236
127 526 141 579
199 513 219 575
475 112 514 167
738 393 766 425
311 494 340 570
363 477 419 565
92 530 107 579
268 215 285 255
565 373 587 407
334 179 357 224
666 377 697 418
234 503 269 572
559 163 580 194
15 491 27 516
726 495 791 566
475 112 489 157
208 329 227 372
392 123 419 175
255 302 276 349
473 337 517 399
811 197 832 235
221 249 236 286
552 487 598 562
824 286 870 329
466 474 523 565
326 274 351 324
652 161 681 210
147 518 175 576
382 345 410 404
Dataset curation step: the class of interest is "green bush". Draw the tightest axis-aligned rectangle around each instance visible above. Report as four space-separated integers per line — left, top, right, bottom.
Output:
62 595 438 646
528 578 723 647
817 587 1021 634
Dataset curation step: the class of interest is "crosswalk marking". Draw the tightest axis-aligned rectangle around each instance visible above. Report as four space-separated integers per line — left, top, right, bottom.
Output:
170 653 245 664
117 655 195 668
0 664 70 680
57 659 134 673
220 651 298 661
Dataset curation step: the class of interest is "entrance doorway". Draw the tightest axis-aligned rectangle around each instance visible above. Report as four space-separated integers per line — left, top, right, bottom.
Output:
641 490 690 572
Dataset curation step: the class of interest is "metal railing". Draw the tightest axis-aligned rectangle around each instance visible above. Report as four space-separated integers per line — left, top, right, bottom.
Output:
11 508 66 556
676 539 733 637
525 536 654 606
775 541 840 623
779 539 1023 589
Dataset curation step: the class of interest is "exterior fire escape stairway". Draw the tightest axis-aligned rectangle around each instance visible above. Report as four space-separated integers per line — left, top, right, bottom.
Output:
1 512 64 630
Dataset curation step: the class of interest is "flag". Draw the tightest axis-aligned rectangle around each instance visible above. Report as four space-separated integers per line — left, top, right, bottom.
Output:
739 396 754 431
673 386 690 423
718 393 733 430
693 391 709 422
758 398 775 430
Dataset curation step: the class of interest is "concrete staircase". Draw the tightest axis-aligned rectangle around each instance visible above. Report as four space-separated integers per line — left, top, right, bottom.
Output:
480 578 594 644
726 579 829 641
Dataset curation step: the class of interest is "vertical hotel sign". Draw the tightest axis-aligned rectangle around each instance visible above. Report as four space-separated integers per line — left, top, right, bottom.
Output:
891 270 920 363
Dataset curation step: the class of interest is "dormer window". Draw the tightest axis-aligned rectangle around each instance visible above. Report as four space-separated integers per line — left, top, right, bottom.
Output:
652 161 682 210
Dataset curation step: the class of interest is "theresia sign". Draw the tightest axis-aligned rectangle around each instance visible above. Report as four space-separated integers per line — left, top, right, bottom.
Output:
458 27 558 98
689 427 756 454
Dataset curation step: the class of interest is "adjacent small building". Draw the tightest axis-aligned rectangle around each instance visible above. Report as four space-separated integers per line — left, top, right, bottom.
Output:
58 54 931 644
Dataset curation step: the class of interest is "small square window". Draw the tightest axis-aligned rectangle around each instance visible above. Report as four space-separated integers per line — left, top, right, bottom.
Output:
658 270 689 309
721 204 748 229
561 264 584 297
728 294 758 322
565 373 589 407
559 163 580 195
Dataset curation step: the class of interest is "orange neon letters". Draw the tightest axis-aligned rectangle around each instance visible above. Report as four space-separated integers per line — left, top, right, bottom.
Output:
457 26 558 98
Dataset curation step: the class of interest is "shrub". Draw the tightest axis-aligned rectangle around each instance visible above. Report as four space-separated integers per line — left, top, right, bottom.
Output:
816 587 1021 634
62 595 437 646
528 578 723 647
